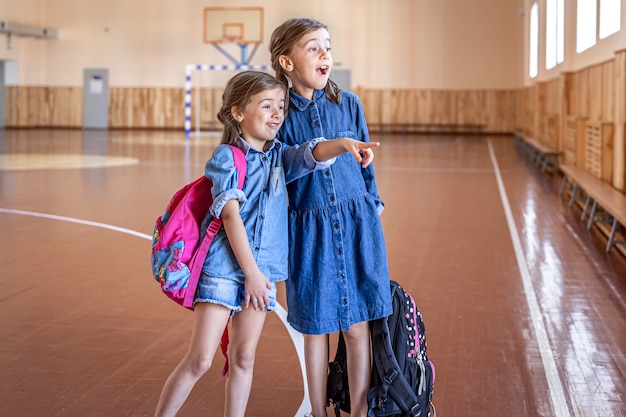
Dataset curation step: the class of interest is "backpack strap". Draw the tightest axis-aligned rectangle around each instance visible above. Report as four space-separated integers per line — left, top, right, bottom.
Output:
182 145 247 308
328 331 350 417
370 317 421 417
181 145 247 376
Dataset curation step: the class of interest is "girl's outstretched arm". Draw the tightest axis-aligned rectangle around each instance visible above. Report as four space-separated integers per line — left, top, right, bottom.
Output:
312 138 380 168
220 199 271 310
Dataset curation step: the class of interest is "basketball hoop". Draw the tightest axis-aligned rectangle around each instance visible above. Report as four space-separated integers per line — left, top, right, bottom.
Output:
204 7 263 65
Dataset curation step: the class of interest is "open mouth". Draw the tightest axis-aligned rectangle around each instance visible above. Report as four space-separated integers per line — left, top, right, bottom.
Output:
319 65 330 76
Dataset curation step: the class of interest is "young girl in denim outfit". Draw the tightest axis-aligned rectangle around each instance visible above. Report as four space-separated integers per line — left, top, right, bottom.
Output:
154 71 379 417
270 18 393 417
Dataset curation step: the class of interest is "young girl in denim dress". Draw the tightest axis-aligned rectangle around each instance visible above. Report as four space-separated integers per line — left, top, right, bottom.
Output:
153 71 379 417
270 18 393 417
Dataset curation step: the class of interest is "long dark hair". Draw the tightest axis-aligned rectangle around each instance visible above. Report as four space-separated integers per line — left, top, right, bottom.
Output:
269 17 342 105
217 71 287 146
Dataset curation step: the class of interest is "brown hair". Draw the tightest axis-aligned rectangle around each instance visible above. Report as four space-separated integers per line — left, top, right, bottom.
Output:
217 71 287 146
269 17 341 105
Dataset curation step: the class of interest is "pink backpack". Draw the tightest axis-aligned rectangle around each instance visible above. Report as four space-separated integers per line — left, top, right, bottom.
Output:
151 144 247 309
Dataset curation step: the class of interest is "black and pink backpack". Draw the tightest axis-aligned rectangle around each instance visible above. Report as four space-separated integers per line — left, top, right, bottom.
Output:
328 280 436 417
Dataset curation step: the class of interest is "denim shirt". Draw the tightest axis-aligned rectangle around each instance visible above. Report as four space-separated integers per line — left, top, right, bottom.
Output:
201 137 333 283
278 89 384 213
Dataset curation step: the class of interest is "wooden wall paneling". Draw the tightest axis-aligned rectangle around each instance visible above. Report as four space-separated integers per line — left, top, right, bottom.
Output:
379 89 396 126
586 122 603 178
392 90 406 125
614 49 626 192
149 87 184 129
415 90 432 124
39 88 52 126
564 116 576 165
430 90 455 124
585 121 613 183
26 87 42 126
522 86 535 135
5 86 19 126
545 79 560 116
146 89 159 127
110 87 132 128
568 116 587 168
576 118 587 168
574 71 588 118
602 61 615 122
546 114 559 149
159 87 185 129
484 90 509 132
600 122 614 184
510 89 524 133
197 87 224 130
131 88 148 127
354 88 382 129
47 87 82 127
382 89 404 126
110 87 188 130
539 113 547 144
456 90 482 125
589 64 605 121
108 87 121 127
536 83 547 138
559 73 574 153
400 89 419 124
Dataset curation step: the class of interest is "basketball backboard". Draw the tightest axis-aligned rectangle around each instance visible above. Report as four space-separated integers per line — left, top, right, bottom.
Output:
203 7 263 44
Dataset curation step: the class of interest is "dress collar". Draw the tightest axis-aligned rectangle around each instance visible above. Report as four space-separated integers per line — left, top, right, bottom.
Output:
236 136 281 155
289 89 326 111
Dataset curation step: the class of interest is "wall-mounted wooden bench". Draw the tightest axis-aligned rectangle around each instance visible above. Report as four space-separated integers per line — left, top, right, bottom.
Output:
559 163 626 253
514 131 561 173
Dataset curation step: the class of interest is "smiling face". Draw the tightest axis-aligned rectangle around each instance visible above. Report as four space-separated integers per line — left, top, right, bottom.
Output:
278 27 333 99
231 86 286 151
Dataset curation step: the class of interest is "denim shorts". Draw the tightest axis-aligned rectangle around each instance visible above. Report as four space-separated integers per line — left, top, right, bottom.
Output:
194 273 277 314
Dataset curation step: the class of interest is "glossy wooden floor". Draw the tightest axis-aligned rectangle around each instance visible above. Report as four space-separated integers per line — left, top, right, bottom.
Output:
1 129 625 417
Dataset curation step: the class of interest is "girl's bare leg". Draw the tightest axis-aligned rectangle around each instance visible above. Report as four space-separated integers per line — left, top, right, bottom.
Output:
154 303 231 417
223 306 268 417
343 321 371 417
304 333 330 417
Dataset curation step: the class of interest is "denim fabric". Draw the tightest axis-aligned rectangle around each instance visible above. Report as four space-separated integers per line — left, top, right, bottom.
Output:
200 137 332 284
277 89 393 335
194 273 277 314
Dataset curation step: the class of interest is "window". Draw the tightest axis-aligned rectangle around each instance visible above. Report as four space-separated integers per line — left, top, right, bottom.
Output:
546 0 564 69
599 0 620 39
577 0 621 52
577 0 597 53
529 2 539 78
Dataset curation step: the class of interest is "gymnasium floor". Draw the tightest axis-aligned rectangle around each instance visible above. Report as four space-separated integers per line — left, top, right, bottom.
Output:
1 128 625 417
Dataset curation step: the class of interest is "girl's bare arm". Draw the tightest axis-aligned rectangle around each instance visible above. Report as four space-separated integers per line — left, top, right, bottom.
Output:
220 199 271 310
312 138 380 168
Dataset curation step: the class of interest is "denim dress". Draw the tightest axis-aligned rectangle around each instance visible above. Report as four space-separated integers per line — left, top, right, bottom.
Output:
277 89 392 335
200 137 332 284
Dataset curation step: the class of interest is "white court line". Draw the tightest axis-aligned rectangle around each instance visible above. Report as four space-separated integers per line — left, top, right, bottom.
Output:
486 141 571 417
0 207 309 416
